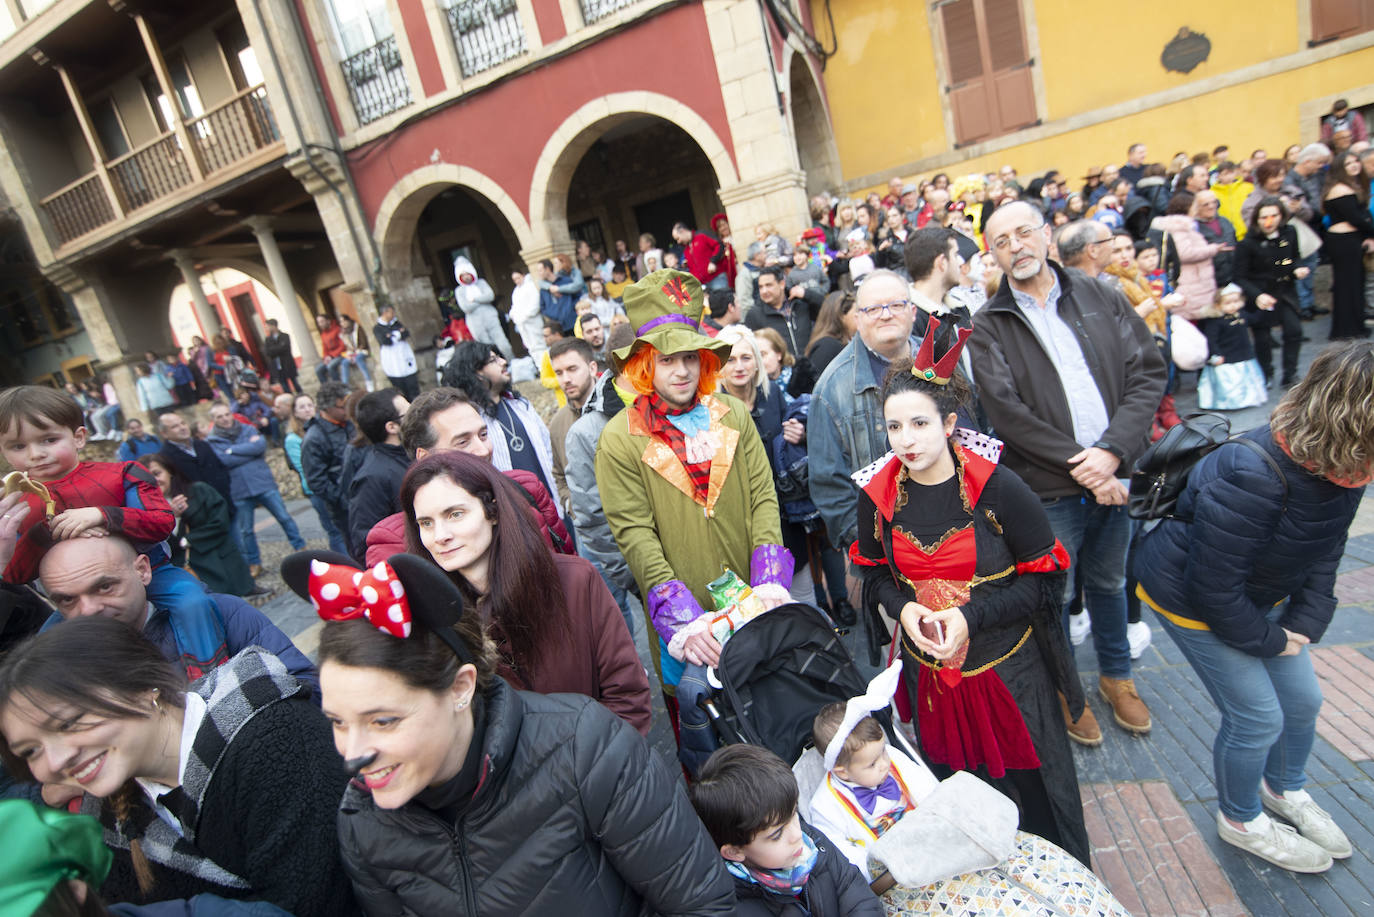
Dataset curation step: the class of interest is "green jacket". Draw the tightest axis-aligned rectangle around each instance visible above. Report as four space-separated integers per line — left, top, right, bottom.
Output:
597 394 784 677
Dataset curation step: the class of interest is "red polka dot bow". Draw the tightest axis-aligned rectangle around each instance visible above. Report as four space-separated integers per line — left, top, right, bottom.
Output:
308 559 412 638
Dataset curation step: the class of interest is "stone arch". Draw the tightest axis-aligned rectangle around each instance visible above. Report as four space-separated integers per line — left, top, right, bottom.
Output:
527 92 740 249
785 49 843 196
373 163 534 285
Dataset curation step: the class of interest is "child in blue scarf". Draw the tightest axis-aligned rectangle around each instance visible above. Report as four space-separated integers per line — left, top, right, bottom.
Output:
689 744 884 916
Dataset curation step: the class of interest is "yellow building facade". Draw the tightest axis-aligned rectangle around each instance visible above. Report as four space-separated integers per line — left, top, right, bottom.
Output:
811 0 1374 193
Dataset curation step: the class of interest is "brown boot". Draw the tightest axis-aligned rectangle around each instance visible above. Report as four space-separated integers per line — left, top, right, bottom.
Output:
1059 691 1102 747
1099 676 1152 734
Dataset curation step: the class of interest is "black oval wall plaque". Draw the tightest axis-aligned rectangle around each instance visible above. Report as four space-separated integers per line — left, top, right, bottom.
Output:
1161 27 1211 74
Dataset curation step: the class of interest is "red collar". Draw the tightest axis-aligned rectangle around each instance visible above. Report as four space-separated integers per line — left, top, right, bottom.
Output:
862 443 996 520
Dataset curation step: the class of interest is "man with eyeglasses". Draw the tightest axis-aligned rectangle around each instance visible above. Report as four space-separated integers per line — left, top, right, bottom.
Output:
971 201 1166 747
808 269 921 616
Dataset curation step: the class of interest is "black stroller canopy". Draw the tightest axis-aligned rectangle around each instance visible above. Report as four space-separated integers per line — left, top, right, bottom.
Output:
716 603 877 763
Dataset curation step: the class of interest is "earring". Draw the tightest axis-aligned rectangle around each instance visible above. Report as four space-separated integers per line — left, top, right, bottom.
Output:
151 687 161 712
456 698 470 711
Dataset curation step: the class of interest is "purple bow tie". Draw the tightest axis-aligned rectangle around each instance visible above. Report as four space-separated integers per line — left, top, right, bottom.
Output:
851 774 901 814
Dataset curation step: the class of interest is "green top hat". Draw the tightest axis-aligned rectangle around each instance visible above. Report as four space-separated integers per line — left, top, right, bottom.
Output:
611 269 732 371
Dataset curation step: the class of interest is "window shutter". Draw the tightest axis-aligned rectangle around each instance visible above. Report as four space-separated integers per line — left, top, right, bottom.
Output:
1311 0 1374 42
983 0 1027 70
941 0 984 86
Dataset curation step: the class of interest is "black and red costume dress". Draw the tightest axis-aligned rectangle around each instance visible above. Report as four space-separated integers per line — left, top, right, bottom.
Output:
851 441 1090 864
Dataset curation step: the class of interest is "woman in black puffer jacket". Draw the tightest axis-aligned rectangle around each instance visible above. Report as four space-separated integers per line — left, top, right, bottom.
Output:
283 550 734 917
1135 341 1374 875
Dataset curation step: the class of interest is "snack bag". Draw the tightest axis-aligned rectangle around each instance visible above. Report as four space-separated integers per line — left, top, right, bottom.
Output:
705 569 766 645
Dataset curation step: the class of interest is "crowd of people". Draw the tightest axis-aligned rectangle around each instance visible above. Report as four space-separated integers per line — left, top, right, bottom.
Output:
2 107 1374 915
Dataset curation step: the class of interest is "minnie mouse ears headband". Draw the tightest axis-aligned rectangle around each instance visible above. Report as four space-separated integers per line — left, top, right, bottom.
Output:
280 551 476 666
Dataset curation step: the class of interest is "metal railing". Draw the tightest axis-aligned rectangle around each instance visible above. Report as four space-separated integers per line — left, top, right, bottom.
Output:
39 173 116 245
340 35 412 125
107 132 195 211
188 83 282 174
580 0 638 25
446 0 526 78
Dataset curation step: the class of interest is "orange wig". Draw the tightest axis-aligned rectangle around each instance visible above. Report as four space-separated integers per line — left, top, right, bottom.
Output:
622 344 722 398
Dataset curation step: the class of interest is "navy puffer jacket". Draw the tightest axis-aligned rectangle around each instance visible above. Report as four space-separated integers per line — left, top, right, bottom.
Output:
1134 425 1363 657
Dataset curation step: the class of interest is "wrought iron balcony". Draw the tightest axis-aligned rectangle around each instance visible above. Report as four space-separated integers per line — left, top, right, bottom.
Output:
446 0 527 79
580 0 639 25
341 35 412 125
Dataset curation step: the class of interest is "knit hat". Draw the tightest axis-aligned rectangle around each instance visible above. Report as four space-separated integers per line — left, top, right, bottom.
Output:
610 269 731 371
0 800 111 917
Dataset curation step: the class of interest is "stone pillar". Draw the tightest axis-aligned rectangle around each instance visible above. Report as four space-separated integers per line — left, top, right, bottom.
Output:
167 250 222 342
42 265 139 415
702 0 810 241
242 215 321 365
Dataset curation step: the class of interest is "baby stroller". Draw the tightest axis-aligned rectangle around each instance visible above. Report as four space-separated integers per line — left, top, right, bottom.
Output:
684 602 913 771
686 603 1132 916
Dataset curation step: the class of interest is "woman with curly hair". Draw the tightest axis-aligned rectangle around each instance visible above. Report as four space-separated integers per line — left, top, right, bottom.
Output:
1135 340 1374 874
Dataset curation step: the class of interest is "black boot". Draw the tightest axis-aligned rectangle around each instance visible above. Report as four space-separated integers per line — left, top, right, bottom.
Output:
831 598 857 626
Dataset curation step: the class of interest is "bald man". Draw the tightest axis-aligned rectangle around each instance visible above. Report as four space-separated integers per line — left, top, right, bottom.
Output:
36 535 317 694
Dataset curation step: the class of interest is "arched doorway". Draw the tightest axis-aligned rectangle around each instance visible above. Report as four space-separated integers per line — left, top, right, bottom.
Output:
372 166 532 349
528 93 739 260
788 53 842 197
168 265 293 365
565 116 727 261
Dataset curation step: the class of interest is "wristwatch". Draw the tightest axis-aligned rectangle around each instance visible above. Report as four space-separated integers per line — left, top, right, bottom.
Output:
1091 440 1123 462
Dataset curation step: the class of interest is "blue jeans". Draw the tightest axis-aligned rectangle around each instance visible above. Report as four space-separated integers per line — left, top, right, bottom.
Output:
235 489 306 566
1157 607 1322 822
308 492 349 555
1296 251 1319 312
1041 494 1133 679
315 357 344 383
341 352 371 387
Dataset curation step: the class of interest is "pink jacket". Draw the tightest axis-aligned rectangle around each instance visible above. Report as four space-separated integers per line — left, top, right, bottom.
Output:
1150 214 1220 320
364 468 573 565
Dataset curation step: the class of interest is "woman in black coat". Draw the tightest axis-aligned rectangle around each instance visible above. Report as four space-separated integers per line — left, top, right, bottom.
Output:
1135 341 1374 874
0 617 354 916
1233 196 1311 386
283 551 734 917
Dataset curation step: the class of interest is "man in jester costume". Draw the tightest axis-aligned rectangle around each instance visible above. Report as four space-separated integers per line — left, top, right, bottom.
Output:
847 317 1091 866
596 269 793 724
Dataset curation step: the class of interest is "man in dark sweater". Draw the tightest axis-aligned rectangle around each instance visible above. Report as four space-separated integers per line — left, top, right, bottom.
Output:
346 388 411 562
301 381 354 546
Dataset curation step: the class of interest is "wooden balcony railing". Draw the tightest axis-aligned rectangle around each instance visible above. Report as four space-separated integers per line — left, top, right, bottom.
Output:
35 83 284 248
188 84 282 174
107 132 194 211
39 173 117 246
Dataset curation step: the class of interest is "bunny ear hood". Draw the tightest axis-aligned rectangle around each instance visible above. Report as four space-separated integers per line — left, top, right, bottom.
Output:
453 256 481 284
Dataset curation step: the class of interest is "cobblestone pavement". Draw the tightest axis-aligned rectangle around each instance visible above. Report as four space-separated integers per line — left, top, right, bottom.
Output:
248 303 1370 916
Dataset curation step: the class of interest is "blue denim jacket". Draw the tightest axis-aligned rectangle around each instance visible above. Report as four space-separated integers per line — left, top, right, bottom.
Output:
807 335 910 549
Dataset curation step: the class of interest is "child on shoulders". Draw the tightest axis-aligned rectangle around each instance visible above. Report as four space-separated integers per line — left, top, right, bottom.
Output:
690 743 883 917
0 386 228 676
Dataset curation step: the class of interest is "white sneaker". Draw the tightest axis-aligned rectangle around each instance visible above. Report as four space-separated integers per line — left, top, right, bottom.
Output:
1127 620 1153 659
1215 810 1333 873
1068 611 1091 646
1261 783 1352 858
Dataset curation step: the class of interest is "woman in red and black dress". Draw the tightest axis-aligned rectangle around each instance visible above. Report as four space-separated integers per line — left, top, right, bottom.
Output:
850 321 1089 864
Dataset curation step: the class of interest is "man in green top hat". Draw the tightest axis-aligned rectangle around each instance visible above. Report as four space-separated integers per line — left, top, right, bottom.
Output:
595 269 792 714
